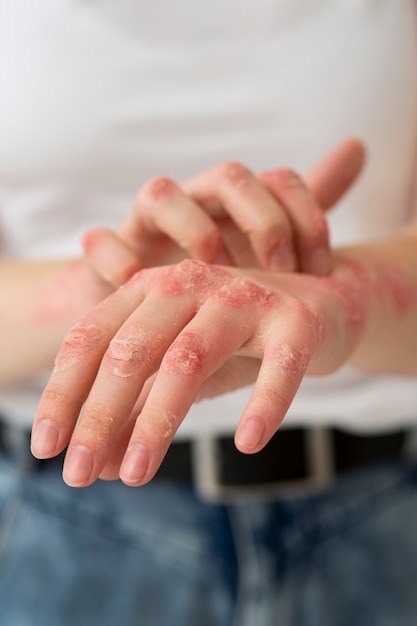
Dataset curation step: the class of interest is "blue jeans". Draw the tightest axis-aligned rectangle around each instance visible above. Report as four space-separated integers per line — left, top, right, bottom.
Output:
1 442 417 626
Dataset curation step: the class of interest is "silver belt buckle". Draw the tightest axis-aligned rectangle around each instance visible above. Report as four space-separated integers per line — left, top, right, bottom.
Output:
191 427 335 503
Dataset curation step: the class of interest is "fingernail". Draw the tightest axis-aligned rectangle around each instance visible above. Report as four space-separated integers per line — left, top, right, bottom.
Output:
269 245 295 270
235 417 266 452
63 445 94 487
31 420 59 458
309 247 330 276
120 444 149 485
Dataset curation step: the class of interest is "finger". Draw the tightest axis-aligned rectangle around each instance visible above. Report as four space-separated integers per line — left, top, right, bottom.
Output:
234 342 310 453
62 291 197 487
118 280 267 486
103 357 262 482
259 139 366 276
118 177 234 265
31 271 149 460
182 162 297 271
259 168 331 275
234 303 321 453
211 219 260 267
100 355 260 480
82 228 143 288
98 376 155 481
97 412 138 481
306 138 366 210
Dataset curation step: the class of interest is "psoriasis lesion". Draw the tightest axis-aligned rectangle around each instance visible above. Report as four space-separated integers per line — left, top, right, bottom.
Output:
54 320 104 371
162 332 208 376
104 332 157 378
324 255 415 336
378 264 415 316
142 259 277 312
267 341 311 378
214 277 275 308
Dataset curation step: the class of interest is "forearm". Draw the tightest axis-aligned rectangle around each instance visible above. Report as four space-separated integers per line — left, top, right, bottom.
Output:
0 259 112 384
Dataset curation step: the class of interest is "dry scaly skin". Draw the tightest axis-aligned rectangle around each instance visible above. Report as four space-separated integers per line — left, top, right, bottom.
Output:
31 249 417 488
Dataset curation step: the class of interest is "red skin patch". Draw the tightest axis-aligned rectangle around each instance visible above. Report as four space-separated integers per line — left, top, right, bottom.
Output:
81 230 101 255
321 257 415 352
143 177 176 202
379 265 414 316
32 261 106 325
323 258 375 332
221 161 252 191
214 278 275 308
163 332 208 376
141 260 276 308
267 341 311 378
54 322 103 371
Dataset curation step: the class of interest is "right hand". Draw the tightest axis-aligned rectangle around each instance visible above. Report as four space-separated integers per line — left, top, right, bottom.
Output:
82 138 365 287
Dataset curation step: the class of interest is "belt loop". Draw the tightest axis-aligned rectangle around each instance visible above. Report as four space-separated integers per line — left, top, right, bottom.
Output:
191 437 222 501
306 427 335 486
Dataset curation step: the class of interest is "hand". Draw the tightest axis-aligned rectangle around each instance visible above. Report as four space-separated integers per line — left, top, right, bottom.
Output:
31 254 367 487
82 139 365 286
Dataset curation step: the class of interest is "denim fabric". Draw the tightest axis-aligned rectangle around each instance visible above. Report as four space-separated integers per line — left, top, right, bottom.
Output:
1 444 417 626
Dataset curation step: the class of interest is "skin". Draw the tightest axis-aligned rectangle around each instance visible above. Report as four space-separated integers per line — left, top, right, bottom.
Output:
0 259 113 384
0 140 362 386
31 177 417 489
83 139 365 283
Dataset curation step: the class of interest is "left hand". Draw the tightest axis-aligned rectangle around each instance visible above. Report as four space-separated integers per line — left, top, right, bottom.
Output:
31 256 365 487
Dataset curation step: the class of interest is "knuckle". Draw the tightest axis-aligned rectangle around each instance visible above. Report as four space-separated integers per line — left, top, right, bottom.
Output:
56 322 104 364
270 168 304 191
176 258 210 273
81 228 102 255
139 176 177 204
132 261 203 297
170 259 215 291
219 161 252 191
103 335 149 378
163 331 208 377
41 386 72 411
283 298 326 347
215 277 273 308
286 297 310 322
78 406 117 441
278 341 310 376
263 341 311 378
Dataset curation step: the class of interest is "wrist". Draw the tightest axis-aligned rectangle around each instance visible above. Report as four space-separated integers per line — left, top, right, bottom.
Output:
32 259 114 328
330 242 416 373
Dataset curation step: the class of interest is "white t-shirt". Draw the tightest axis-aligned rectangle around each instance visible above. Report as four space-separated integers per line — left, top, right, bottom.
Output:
0 0 416 435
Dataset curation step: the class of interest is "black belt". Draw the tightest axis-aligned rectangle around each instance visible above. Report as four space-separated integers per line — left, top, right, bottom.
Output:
157 427 408 501
0 422 408 502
